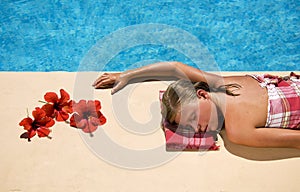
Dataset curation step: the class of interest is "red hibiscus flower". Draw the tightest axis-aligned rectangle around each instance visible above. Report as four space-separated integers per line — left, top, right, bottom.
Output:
19 107 55 141
70 100 106 136
42 89 73 121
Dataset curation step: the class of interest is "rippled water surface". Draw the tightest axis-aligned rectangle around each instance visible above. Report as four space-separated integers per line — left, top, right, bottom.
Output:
0 0 299 71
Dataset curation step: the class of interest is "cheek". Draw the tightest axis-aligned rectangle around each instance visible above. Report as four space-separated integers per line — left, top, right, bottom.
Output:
198 102 211 123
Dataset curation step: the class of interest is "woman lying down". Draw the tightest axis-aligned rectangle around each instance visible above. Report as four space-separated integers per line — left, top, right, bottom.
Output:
93 62 300 149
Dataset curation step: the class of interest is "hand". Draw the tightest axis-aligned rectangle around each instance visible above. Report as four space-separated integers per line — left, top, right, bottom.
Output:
92 73 128 94
93 73 120 89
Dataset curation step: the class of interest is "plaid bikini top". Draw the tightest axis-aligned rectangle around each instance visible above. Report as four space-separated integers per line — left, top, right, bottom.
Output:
249 72 300 129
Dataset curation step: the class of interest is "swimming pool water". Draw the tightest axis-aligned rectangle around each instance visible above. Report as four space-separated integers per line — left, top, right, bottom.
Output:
0 0 299 71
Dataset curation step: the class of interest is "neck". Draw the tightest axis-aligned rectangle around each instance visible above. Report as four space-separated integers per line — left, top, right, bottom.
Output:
209 92 226 117
209 92 226 132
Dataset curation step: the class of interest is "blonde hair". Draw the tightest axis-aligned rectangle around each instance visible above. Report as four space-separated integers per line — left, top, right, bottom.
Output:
161 79 240 124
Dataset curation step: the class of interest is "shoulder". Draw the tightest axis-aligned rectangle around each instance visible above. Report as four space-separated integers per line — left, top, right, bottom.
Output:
223 75 258 85
211 74 258 88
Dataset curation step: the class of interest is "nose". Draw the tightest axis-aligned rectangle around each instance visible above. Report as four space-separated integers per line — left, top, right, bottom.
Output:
194 124 207 133
193 124 201 133
188 122 207 133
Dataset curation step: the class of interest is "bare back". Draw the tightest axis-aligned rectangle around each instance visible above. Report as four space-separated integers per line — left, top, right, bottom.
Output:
222 75 269 130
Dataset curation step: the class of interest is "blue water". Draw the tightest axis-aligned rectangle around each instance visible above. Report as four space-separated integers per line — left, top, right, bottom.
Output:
0 0 299 71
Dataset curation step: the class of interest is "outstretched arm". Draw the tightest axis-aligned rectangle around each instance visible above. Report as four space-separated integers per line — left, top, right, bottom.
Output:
227 126 300 149
93 61 222 94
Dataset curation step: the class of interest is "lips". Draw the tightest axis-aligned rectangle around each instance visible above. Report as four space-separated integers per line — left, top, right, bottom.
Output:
203 125 208 132
199 125 208 133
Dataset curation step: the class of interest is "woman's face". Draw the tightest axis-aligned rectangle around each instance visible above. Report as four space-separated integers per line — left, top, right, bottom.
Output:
174 91 219 133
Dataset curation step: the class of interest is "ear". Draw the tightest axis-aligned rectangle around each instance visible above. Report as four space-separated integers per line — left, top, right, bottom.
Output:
196 89 210 99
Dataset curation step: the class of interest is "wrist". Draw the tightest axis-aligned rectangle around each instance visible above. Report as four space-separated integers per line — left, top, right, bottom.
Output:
122 68 140 80
120 71 132 81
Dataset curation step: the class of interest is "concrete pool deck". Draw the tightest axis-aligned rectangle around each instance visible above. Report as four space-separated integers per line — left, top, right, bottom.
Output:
1 72 300 192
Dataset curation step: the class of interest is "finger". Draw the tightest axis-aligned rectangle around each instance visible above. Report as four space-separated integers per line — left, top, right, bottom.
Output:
111 82 124 95
93 74 108 86
94 79 114 89
95 84 114 89
92 75 109 86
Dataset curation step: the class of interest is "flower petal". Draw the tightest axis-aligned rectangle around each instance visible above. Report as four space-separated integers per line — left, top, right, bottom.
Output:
99 115 107 125
37 127 51 137
72 100 87 115
32 107 46 120
42 104 55 118
69 114 76 127
56 110 69 121
93 100 101 111
19 117 33 131
45 118 55 127
82 121 98 133
28 129 36 139
77 119 88 129
62 101 73 114
44 92 59 103
97 111 107 125
70 114 86 128
33 107 55 128
89 116 100 126
59 89 70 104
86 101 94 113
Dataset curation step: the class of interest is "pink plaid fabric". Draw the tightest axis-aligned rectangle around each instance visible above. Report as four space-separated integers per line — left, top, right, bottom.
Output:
159 90 219 151
249 72 300 129
163 124 219 151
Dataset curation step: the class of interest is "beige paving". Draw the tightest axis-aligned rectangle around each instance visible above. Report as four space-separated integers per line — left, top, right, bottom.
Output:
0 72 299 192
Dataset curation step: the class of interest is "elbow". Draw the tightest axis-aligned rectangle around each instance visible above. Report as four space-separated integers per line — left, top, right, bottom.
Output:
226 131 242 145
171 61 185 68
169 61 185 78
168 61 181 69
226 129 254 147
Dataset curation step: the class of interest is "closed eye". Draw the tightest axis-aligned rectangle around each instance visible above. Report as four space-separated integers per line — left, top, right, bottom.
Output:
178 125 195 134
188 112 196 122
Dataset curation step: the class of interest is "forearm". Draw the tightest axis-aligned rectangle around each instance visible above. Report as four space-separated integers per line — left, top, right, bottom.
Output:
255 128 300 149
240 128 300 149
122 61 221 85
121 61 179 80
93 61 222 92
